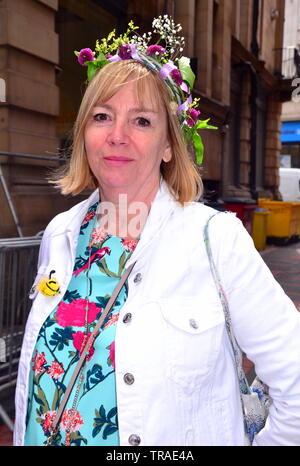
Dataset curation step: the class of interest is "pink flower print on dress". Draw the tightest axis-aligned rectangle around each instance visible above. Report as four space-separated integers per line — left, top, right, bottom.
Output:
41 411 57 435
104 313 119 329
82 210 96 225
56 299 101 327
89 226 109 247
109 341 115 369
121 238 138 252
72 331 95 361
47 361 64 380
32 350 47 376
60 409 84 432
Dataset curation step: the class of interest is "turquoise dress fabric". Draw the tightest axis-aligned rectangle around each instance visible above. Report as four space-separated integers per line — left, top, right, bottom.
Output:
24 202 139 446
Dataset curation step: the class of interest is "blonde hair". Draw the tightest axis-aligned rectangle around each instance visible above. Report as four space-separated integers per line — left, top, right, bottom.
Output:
53 60 203 204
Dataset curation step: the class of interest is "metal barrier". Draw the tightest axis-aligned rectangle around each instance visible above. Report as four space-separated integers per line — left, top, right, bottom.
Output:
0 236 41 431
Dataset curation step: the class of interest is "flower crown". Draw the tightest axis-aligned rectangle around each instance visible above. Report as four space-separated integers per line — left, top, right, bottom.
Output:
75 15 217 165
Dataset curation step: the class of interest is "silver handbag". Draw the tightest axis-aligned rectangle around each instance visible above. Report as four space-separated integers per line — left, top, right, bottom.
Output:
204 212 273 445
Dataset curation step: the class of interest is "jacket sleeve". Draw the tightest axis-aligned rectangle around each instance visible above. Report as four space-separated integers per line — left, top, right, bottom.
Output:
211 213 300 446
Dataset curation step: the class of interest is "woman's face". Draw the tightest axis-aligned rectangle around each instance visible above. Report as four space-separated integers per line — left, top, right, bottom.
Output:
84 78 171 199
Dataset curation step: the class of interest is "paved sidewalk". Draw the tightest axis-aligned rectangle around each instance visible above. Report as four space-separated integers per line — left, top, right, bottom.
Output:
242 240 300 381
260 241 300 312
0 240 299 446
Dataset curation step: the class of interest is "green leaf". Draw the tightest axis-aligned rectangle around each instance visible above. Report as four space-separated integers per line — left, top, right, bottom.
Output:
107 407 117 421
74 51 79 57
193 132 204 165
87 62 98 81
33 393 44 407
178 57 195 90
92 424 103 438
195 118 218 130
118 251 127 275
103 424 118 439
99 404 106 419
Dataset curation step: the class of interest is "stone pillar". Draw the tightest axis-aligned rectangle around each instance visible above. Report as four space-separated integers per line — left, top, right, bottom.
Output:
264 96 282 199
0 0 60 236
174 0 195 58
239 0 253 50
211 0 231 105
239 73 251 189
194 0 213 97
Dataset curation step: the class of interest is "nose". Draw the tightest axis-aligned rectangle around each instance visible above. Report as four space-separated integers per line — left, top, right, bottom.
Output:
107 119 129 146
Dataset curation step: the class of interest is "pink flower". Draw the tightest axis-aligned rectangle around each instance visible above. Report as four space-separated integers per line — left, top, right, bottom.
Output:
118 44 133 59
78 48 95 66
60 409 84 433
41 411 57 435
109 341 115 369
82 210 96 225
104 313 119 329
186 108 201 127
32 350 47 376
89 226 109 247
170 68 183 86
146 45 165 56
121 238 138 252
47 361 64 380
56 299 101 327
72 331 95 361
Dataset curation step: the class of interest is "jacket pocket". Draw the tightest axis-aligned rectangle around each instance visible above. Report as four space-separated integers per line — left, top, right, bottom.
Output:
158 297 225 391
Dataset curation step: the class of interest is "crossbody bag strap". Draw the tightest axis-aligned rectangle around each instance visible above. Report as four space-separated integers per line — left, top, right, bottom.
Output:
203 212 250 395
49 261 137 436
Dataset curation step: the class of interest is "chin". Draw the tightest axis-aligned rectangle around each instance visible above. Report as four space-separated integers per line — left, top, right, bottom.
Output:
97 173 135 190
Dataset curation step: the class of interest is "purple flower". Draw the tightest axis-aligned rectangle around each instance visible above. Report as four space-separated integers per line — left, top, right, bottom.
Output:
186 108 201 127
146 45 166 56
106 54 113 59
170 68 183 86
78 48 95 66
118 44 133 60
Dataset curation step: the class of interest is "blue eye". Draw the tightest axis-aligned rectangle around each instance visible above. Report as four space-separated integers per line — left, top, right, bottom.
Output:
137 117 150 127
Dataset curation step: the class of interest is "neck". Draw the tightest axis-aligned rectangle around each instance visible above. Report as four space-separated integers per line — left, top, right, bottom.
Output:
97 181 160 239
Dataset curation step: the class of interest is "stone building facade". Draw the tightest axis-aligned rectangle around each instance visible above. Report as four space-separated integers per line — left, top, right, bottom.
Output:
280 0 300 168
0 0 292 236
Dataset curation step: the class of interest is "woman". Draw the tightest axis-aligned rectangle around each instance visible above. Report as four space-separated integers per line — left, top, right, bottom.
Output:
14 17 300 446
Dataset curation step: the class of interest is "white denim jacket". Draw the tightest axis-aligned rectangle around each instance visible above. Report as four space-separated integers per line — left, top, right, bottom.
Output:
14 180 300 446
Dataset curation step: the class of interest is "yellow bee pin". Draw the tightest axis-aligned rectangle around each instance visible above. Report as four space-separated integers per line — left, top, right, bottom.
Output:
36 270 61 296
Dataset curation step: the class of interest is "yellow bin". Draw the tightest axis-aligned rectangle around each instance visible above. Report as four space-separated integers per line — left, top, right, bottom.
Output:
258 199 300 238
252 209 270 250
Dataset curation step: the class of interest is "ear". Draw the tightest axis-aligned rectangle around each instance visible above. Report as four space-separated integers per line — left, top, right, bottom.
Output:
162 144 172 163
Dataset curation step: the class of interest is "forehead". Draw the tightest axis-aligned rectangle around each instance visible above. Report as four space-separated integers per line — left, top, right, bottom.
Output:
96 71 165 113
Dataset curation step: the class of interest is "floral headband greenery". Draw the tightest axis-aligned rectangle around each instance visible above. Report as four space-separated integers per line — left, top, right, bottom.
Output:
75 15 217 165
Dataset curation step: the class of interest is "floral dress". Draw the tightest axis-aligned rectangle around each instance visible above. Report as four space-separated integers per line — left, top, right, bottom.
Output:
24 202 139 446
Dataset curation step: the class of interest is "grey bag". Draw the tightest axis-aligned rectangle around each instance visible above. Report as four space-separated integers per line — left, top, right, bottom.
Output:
204 213 272 444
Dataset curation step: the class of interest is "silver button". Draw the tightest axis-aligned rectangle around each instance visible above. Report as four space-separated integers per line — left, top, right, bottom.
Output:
189 318 198 329
124 373 135 385
123 313 132 323
133 273 142 284
128 434 141 446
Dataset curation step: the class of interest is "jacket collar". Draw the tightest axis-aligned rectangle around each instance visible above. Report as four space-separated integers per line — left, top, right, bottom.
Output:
52 179 180 265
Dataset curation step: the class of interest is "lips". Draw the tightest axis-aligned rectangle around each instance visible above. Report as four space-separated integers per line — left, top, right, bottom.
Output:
103 155 133 166
104 156 133 161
